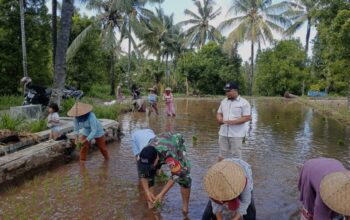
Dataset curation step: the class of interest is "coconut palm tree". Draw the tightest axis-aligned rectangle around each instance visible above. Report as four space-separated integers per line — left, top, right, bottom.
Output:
19 0 28 85
52 0 57 66
283 0 317 53
177 0 222 49
50 0 75 106
219 0 290 95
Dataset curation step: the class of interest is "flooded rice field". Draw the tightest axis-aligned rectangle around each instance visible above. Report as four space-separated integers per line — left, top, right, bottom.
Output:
0 98 349 220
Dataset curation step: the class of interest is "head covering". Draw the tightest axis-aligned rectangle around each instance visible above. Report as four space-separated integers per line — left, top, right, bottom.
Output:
67 102 93 117
137 146 159 176
204 161 246 201
148 87 155 91
165 87 172 91
224 82 239 91
320 171 350 216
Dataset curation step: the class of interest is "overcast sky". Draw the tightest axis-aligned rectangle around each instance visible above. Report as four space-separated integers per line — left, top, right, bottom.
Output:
47 0 316 61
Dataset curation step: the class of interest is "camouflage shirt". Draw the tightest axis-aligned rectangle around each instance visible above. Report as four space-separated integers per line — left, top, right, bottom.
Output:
148 132 191 186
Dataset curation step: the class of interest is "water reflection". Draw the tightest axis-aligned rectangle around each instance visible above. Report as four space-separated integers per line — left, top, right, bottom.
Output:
0 98 349 220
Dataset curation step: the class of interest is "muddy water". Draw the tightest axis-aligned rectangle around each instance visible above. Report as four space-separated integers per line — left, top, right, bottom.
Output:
0 98 349 220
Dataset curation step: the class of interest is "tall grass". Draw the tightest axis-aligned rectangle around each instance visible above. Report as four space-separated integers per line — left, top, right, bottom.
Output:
0 113 25 131
93 103 130 120
23 119 48 133
0 96 23 110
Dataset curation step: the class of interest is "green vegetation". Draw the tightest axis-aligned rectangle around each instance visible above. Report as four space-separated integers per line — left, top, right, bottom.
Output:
255 40 308 96
0 0 348 111
0 113 25 131
0 96 23 110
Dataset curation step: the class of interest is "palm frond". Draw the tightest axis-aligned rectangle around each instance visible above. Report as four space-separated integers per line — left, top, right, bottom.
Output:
183 9 201 20
218 16 247 31
66 24 95 62
284 15 307 35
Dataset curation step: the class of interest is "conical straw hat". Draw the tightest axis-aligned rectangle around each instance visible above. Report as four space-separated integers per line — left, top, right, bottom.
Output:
67 102 93 117
320 171 350 216
165 87 172 91
204 161 246 201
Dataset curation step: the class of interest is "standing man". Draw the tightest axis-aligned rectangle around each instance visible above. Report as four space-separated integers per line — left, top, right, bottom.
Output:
217 82 251 160
136 131 191 214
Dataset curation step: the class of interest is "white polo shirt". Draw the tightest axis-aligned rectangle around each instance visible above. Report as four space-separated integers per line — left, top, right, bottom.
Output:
217 96 251 137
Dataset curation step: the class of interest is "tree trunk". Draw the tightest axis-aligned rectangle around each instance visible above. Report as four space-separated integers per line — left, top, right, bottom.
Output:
19 0 28 78
348 80 350 111
127 14 131 84
110 52 116 96
166 54 169 86
52 0 57 66
50 0 74 106
249 40 254 96
305 17 311 54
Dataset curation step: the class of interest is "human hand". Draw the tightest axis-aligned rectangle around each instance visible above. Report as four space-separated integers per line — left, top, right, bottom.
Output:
153 193 164 205
146 191 156 203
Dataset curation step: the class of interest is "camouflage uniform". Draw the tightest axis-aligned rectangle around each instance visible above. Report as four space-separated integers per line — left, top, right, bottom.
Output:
148 132 192 188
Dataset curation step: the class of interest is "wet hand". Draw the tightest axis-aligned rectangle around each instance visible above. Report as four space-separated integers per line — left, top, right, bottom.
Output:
146 191 156 203
153 193 164 204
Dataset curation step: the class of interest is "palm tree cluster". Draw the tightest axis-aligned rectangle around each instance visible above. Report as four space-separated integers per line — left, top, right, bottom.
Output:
43 0 317 103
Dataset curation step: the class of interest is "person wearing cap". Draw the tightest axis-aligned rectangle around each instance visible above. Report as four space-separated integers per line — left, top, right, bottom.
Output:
67 102 109 161
147 87 159 116
202 159 256 220
163 87 176 117
217 82 251 160
137 132 191 213
298 158 350 220
131 128 156 158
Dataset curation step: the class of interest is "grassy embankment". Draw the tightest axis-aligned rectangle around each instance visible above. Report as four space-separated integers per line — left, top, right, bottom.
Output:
0 86 131 132
297 96 350 125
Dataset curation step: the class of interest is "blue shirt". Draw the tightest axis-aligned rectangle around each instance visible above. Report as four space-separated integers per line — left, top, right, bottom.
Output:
73 112 105 142
131 129 156 156
148 94 157 104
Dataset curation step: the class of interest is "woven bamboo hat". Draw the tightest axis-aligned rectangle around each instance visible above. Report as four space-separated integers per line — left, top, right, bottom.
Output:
67 102 93 117
148 87 155 91
204 161 246 201
320 171 350 216
165 87 172 91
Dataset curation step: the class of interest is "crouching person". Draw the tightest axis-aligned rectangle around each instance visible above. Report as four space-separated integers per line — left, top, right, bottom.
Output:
137 132 191 214
67 102 109 162
202 159 256 220
298 158 350 220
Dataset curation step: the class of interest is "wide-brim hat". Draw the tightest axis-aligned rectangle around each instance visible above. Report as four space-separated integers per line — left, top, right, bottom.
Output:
165 87 172 91
148 87 155 91
67 102 93 117
204 161 246 201
320 171 350 215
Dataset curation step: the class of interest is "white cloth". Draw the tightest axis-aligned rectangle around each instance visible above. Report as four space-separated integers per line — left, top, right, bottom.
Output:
211 158 253 217
47 112 60 128
217 96 251 137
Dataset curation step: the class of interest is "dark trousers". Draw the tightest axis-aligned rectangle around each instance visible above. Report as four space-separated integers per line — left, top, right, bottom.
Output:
202 197 256 220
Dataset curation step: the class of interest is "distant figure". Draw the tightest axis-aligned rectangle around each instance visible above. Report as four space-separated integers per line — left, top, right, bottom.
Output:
163 87 176 117
147 88 159 116
298 158 350 220
67 102 109 162
217 82 251 160
131 84 146 112
47 103 60 140
116 85 125 103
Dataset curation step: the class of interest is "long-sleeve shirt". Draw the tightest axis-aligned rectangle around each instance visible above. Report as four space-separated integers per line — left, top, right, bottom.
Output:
298 158 346 220
73 112 104 142
131 129 156 156
211 158 253 218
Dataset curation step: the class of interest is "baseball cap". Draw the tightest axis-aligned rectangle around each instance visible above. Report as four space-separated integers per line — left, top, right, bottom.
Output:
224 82 239 91
137 146 158 178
